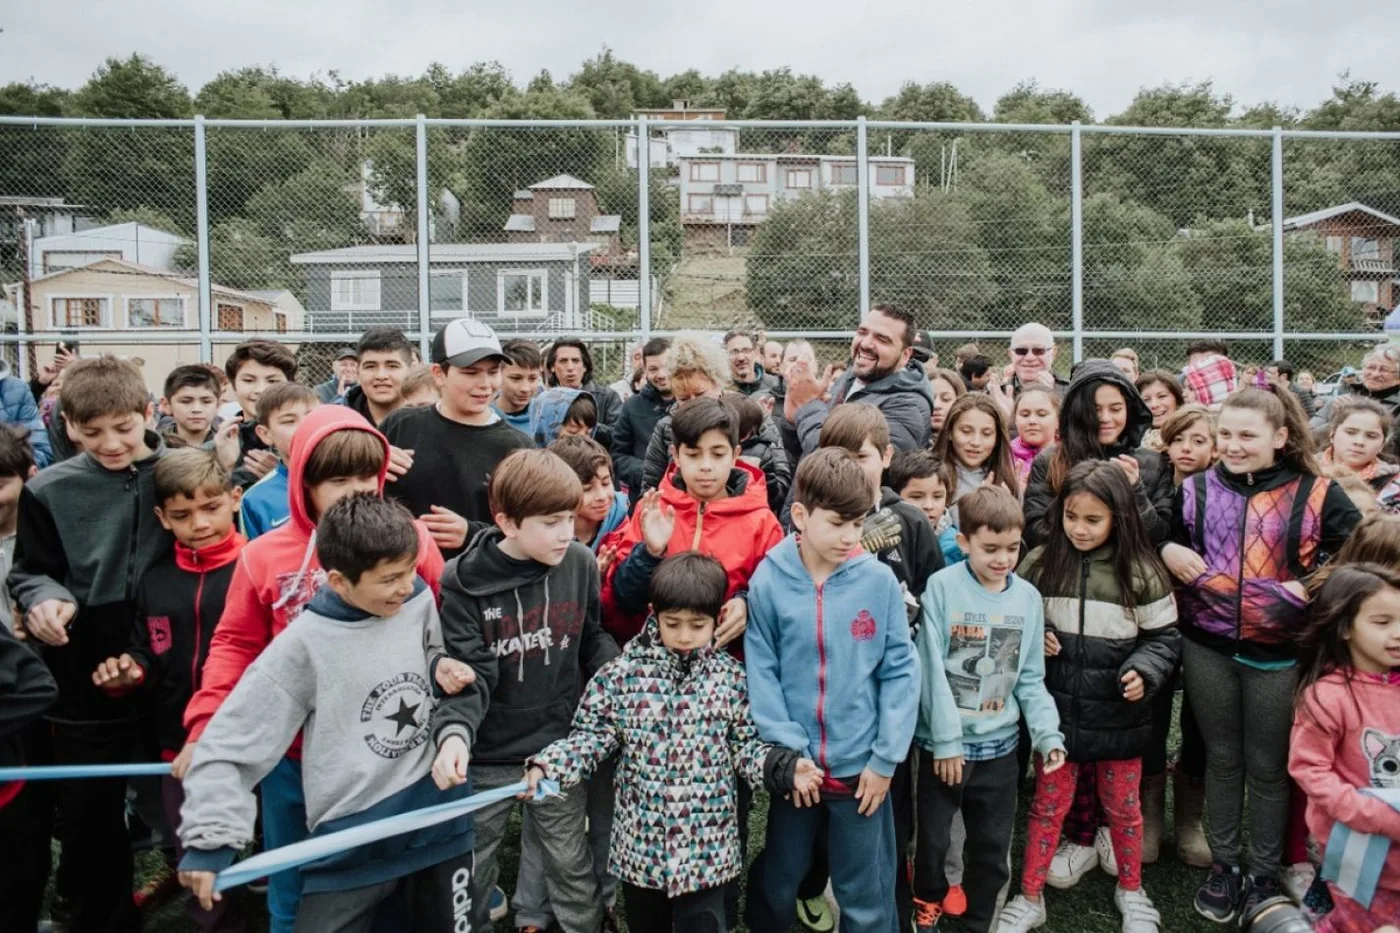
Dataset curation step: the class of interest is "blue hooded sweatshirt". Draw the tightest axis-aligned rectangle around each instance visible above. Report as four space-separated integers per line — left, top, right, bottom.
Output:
495 404 534 439
588 490 630 554
530 386 591 448
239 460 290 540
745 534 919 780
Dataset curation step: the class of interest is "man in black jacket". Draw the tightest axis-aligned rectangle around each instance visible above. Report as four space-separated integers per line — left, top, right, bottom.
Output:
610 337 672 502
725 329 778 399
546 338 623 427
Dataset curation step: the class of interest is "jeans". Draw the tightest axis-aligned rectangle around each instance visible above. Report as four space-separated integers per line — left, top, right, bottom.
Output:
513 755 617 927
260 755 309 933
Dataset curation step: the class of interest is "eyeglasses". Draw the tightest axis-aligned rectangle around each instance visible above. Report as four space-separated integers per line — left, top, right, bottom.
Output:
1012 346 1050 357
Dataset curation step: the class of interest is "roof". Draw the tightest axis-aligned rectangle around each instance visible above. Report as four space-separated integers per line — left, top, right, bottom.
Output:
529 174 595 191
590 216 622 234
290 243 600 265
512 190 534 201
26 257 274 305
504 214 536 232
33 220 188 247
1279 201 1400 232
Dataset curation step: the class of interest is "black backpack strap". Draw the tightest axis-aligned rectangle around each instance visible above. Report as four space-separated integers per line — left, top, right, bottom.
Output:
1286 474 1318 579
1191 474 1208 555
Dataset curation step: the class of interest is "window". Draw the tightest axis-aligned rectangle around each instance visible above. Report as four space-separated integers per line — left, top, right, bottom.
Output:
548 198 576 220
498 270 547 316
876 165 907 186
274 312 288 334
830 163 858 185
687 194 713 214
127 297 185 328
689 162 720 182
1324 235 1344 254
1352 237 1381 261
52 297 109 328
331 270 382 312
744 195 769 216
785 169 812 189
217 303 245 330
736 162 767 183
1352 280 1380 303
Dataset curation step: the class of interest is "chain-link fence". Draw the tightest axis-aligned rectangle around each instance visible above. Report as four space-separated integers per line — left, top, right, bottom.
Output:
2 115 1399 392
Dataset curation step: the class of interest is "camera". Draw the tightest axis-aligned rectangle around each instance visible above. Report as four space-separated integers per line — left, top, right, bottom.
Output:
1240 894 1312 933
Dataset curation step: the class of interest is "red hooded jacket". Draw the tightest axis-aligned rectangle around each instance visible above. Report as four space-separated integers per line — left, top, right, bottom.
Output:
183 406 445 746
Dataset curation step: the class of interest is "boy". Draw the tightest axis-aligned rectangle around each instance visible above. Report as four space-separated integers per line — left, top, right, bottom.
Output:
728 391 790 513
380 318 533 559
8 355 173 933
240 382 318 540
431 448 619 933
601 397 784 647
401 365 439 408
889 449 961 566
0 424 35 622
177 494 476 930
0 622 58 933
527 552 820 932
225 340 296 487
161 364 222 450
341 326 413 429
531 387 609 449
550 435 629 552
745 448 920 933
610 336 671 503
91 448 247 932
912 487 1065 933
182 405 446 933
496 338 544 436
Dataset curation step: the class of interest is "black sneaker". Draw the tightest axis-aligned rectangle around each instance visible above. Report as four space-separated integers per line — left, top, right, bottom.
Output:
1195 862 1243 924
1239 875 1288 925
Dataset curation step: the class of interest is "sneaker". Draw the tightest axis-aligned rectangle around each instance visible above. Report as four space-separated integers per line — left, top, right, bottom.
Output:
1240 875 1288 921
993 895 1047 932
1194 862 1243 924
1046 840 1099 889
912 897 944 933
797 894 835 933
943 883 968 917
1096 825 1119 878
1278 862 1315 905
1113 886 1161 933
132 862 180 910
489 885 508 922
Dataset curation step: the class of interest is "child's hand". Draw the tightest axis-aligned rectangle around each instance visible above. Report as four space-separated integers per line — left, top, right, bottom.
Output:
242 448 278 480
1042 748 1067 774
714 598 748 647
92 654 144 690
638 490 677 558
213 419 242 471
386 446 415 482
172 742 196 780
434 658 476 695
25 598 76 646
421 505 468 551
1113 454 1141 486
1043 631 1061 657
432 735 470 790
1120 669 1145 702
791 758 823 807
855 767 892 817
1161 543 1206 585
933 755 964 786
519 764 546 799
178 870 221 911
596 544 620 578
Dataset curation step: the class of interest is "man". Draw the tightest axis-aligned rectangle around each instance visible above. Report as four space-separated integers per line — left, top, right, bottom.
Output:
783 303 933 453
960 354 993 392
953 342 981 372
610 337 672 502
608 342 643 404
1267 358 1316 417
315 347 358 403
545 339 623 427
910 330 938 374
762 339 785 378
1008 322 1067 394
725 329 778 399
340 327 412 429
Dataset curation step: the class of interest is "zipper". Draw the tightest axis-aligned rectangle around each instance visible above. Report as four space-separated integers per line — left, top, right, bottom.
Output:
691 502 705 550
191 570 206 690
124 465 140 600
1074 556 1089 731
815 584 829 772
1234 493 1248 646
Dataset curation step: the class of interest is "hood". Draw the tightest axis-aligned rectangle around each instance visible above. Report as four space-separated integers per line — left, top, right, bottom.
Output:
451 525 554 597
629 614 719 680
285 405 390 538
592 491 631 553
660 458 769 517
762 532 877 589
838 358 935 405
530 386 597 447
1063 359 1154 452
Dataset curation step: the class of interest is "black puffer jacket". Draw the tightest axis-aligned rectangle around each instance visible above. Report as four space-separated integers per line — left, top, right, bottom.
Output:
1022 360 1175 549
1019 543 1181 763
641 412 787 503
610 382 671 502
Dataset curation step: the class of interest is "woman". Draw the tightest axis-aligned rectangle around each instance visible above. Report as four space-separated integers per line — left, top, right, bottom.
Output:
1311 344 1400 430
1135 371 1185 453
928 366 967 442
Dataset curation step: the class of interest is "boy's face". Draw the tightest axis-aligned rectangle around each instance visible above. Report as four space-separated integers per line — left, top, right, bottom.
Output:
958 526 1022 589
578 466 615 525
233 361 288 416
71 409 151 471
672 428 736 503
402 385 439 408
435 361 502 420
163 385 218 436
899 474 948 527
853 438 892 500
156 487 241 550
500 510 577 566
499 364 542 412
255 401 314 458
656 608 715 654
328 554 419 618
307 475 380 523
357 350 409 409
793 504 864 569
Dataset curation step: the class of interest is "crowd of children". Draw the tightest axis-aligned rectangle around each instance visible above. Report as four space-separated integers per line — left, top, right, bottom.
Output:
0 314 1397 933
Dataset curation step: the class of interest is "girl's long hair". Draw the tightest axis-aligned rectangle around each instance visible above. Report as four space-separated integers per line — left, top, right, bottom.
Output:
1309 511 1400 594
1295 563 1400 722
1047 378 1137 492
1033 460 1170 613
931 393 1020 501
1218 385 1320 476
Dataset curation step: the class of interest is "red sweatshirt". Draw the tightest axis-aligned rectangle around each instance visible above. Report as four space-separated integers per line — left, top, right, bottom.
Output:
182 406 445 747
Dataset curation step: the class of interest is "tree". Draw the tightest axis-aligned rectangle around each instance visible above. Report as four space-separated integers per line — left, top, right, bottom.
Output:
569 49 668 118
105 206 185 235
172 217 286 290
425 62 516 118
1080 192 1202 332
0 82 72 199
246 163 364 253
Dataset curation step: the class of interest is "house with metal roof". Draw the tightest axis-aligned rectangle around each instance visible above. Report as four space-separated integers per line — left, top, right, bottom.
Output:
1274 202 1400 326
504 174 623 260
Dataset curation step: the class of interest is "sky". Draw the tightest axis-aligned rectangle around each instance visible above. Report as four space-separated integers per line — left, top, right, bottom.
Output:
3 0 1398 118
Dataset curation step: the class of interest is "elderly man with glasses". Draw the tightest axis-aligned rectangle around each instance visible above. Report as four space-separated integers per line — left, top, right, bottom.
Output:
1007 322 1069 394
1310 344 1400 430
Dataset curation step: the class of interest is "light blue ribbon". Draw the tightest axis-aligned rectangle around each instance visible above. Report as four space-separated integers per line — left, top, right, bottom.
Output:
214 779 559 893
0 762 173 781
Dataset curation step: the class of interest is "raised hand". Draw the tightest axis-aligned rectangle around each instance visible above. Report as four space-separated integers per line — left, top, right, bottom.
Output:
638 490 677 558
213 418 242 471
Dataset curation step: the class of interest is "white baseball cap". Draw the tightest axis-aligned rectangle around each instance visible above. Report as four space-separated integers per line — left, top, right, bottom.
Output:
431 319 509 368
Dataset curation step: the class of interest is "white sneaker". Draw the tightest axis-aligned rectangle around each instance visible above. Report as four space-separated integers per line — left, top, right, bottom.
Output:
994 895 1047 933
1096 825 1119 878
1047 840 1099 889
1114 886 1161 933
1279 862 1316 904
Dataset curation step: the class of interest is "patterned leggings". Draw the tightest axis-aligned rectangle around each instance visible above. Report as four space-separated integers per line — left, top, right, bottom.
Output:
1020 757 1144 897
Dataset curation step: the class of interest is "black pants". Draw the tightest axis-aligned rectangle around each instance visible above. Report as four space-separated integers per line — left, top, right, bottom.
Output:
913 748 1018 933
162 775 247 932
0 773 54 933
722 779 751 930
292 851 474 933
1178 683 1206 779
623 883 727 933
795 755 914 926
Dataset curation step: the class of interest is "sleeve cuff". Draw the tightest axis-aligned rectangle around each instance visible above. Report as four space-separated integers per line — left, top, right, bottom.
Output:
435 724 472 750
865 753 899 779
178 846 239 874
930 738 964 760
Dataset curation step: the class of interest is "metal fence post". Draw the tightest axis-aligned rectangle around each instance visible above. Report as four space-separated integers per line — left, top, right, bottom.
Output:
415 114 431 358
856 116 871 322
193 115 212 361
1271 126 1286 360
637 115 651 342
1070 120 1084 363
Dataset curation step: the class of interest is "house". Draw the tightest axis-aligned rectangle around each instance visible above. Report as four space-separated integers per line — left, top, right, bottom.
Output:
677 153 916 248
0 196 98 247
347 161 462 241
1279 202 1400 326
288 242 598 335
28 221 188 281
626 100 739 169
12 258 303 394
505 175 623 258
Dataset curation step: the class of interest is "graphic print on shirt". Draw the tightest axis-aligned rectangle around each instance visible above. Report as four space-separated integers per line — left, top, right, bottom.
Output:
1363 728 1400 788
485 597 584 680
146 616 172 655
945 611 1025 714
360 671 431 759
273 567 327 620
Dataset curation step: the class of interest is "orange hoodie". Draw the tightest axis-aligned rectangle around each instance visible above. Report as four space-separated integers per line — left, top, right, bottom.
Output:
183 406 445 746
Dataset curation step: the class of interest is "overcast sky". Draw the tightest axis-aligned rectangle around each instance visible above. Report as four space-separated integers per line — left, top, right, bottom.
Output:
3 0 1397 118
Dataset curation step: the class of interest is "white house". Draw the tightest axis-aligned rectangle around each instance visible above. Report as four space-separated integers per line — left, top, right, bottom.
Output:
29 221 188 281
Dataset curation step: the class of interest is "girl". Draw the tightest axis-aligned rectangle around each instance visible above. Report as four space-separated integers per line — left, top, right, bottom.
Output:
1322 397 1398 490
1024 360 1174 549
1161 405 1216 488
1289 564 1400 931
931 393 1019 528
1162 386 1361 924
1316 512 1400 586
996 461 1180 933
1136 371 1185 453
928 367 966 438
1011 387 1060 488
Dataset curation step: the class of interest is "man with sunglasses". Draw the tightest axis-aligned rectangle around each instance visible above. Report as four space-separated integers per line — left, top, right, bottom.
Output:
1008 322 1068 394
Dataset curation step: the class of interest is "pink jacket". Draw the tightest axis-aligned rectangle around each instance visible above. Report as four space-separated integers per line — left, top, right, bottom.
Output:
1010 436 1042 488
